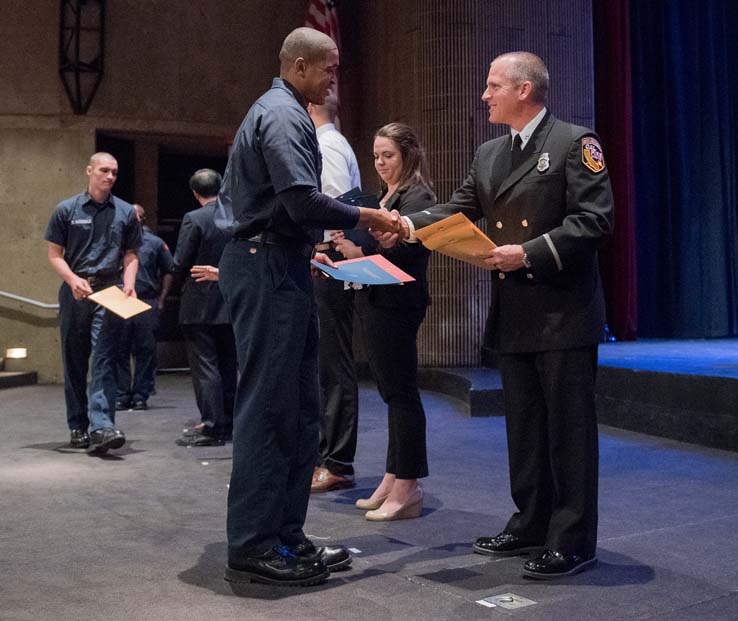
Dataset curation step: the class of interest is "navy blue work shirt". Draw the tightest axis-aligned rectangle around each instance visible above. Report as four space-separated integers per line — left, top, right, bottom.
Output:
135 226 174 299
44 192 142 277
227 78 358 244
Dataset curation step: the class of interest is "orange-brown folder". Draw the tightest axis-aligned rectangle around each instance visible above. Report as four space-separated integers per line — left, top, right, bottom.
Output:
414 212 496 270
87 286 152 320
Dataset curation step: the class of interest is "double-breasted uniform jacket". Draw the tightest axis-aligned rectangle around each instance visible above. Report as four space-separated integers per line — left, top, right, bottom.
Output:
173 201 231 325
366 183 434 311
409 112 614 353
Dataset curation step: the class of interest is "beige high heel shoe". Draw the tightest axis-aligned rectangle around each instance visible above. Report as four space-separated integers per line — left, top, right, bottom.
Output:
355 493 389 510
365 487 423 522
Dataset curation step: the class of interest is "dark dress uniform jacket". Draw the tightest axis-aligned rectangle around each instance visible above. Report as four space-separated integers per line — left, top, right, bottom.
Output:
173 202 231 324
409 113 613 353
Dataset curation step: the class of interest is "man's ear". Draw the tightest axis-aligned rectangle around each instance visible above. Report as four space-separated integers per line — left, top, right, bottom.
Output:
294 57 307 77
86 165 93 176
519 81 532 101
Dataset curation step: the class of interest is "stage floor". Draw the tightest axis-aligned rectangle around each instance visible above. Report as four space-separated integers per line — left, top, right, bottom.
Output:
2 375 738 619
599 338 738 378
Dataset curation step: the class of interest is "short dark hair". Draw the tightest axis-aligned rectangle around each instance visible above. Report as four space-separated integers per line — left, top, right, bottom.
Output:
189 169 222 198
374 123 435 196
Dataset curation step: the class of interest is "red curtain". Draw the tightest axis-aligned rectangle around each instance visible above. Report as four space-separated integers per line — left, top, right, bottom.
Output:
593 0 638 340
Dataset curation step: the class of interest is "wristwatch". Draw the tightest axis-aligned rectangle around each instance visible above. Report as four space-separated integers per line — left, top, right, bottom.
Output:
522 252 531 269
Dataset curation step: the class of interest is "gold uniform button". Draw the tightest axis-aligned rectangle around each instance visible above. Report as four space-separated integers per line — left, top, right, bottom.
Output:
496 221 503 229
521 219 529 227
498 272 506 280
527 273 534 280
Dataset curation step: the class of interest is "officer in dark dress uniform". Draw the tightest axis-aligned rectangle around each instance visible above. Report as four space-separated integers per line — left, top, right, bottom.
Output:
45 152 142 454
116 204 173 411
396 52 614 579
172 169 237 447
218 28 401 586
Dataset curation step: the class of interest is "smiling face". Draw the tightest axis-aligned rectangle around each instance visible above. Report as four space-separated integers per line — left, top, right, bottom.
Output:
373 136 403 188
303 47 339 105
481 58 524 127
86 155 118 198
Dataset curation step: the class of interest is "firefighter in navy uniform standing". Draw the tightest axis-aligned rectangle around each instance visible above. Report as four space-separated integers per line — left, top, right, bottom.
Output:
45 152 142 454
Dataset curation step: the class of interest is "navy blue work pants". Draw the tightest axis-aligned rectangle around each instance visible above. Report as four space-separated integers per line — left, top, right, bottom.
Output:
219 239 319 560
58 283 122 432
116 298 158 402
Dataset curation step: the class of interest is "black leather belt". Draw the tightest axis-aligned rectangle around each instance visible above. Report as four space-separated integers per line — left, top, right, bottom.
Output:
240 231 314 259
77 273 119 288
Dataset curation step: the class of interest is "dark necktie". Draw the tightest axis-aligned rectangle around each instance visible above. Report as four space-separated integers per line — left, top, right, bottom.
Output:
511 134 524 171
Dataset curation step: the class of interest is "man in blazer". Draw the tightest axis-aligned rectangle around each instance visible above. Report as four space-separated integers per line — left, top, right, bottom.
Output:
172 169 237 447
396 52 613 578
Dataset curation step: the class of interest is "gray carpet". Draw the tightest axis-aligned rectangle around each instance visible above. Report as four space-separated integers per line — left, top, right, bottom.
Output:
2 374 738 620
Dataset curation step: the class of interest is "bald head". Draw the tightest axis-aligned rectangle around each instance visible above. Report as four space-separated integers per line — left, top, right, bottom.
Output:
492 52 549 104
279 27 337 68
89 152 117 167
133 203 145 223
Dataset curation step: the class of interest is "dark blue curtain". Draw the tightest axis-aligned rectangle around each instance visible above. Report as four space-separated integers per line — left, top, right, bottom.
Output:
631 0 738 337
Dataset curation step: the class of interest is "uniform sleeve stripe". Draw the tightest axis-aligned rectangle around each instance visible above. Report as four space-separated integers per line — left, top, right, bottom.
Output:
543 233 563 271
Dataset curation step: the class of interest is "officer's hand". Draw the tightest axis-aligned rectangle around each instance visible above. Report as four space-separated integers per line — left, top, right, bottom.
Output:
70 276 93 300
191 265 219 282
485 245 525 272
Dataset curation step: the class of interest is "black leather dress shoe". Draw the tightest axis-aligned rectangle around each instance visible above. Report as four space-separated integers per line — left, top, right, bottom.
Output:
175 429 225 447
291 540 352 571
523 549 597 579
225 546 329 586
131 399 147 411
115 398 130 411
473 531 544 557
69 429 90 449
87 428 126 454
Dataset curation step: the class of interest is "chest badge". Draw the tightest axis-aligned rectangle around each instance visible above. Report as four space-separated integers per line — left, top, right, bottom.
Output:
537 153 550 173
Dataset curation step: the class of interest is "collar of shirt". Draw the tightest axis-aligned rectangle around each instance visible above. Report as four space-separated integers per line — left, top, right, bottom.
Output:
511 107 547 150
316 123 337 139
84 191 113 210
275 77 309 110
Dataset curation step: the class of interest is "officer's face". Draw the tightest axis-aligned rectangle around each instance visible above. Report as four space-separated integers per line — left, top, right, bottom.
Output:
373 136 403 188
86 156 118 195
482 59 524 126
304 47 339 105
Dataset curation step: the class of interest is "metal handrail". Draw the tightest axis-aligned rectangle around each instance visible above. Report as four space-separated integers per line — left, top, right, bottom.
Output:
0 290 59 310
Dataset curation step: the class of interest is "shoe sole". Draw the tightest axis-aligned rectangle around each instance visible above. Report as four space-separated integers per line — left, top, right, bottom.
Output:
522 556 598 580
224 566 330 586
473 543 544 557
310 482 356 494
87 435 126 454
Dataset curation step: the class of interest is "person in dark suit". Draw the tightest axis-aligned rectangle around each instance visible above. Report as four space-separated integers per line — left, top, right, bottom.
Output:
336 123 434 522
172 169 237 447
386 52 613 578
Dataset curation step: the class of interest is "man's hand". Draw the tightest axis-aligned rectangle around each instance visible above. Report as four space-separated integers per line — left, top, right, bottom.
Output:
69 275 93 300
370 210 408 248
191 265 219 282
358 207 406 237
485 244 526 272
310 251 335 278
122 285 137 298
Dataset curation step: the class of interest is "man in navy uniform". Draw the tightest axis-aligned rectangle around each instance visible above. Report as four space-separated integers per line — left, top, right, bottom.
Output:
115 204 173 411
218 27 402 586
45 152 142 454
393 52 614 579
172 169 237 447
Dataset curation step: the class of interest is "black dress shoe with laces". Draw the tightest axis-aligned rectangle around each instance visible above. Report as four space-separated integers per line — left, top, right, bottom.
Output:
69 429 90 449
87 428 126 454
131 399 147 411
291 540 352 571
225 545 329 586
523 549 597 579
473 531 544 557
175 428 226 447
115 398 130 411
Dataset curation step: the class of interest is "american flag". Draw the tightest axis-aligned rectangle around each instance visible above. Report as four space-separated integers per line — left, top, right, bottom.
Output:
304 0 340 51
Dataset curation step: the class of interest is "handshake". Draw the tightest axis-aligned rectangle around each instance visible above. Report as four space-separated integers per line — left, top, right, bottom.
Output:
358 207 409 248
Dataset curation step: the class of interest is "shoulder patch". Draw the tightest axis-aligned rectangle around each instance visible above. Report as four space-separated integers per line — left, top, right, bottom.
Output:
582 137 605 173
